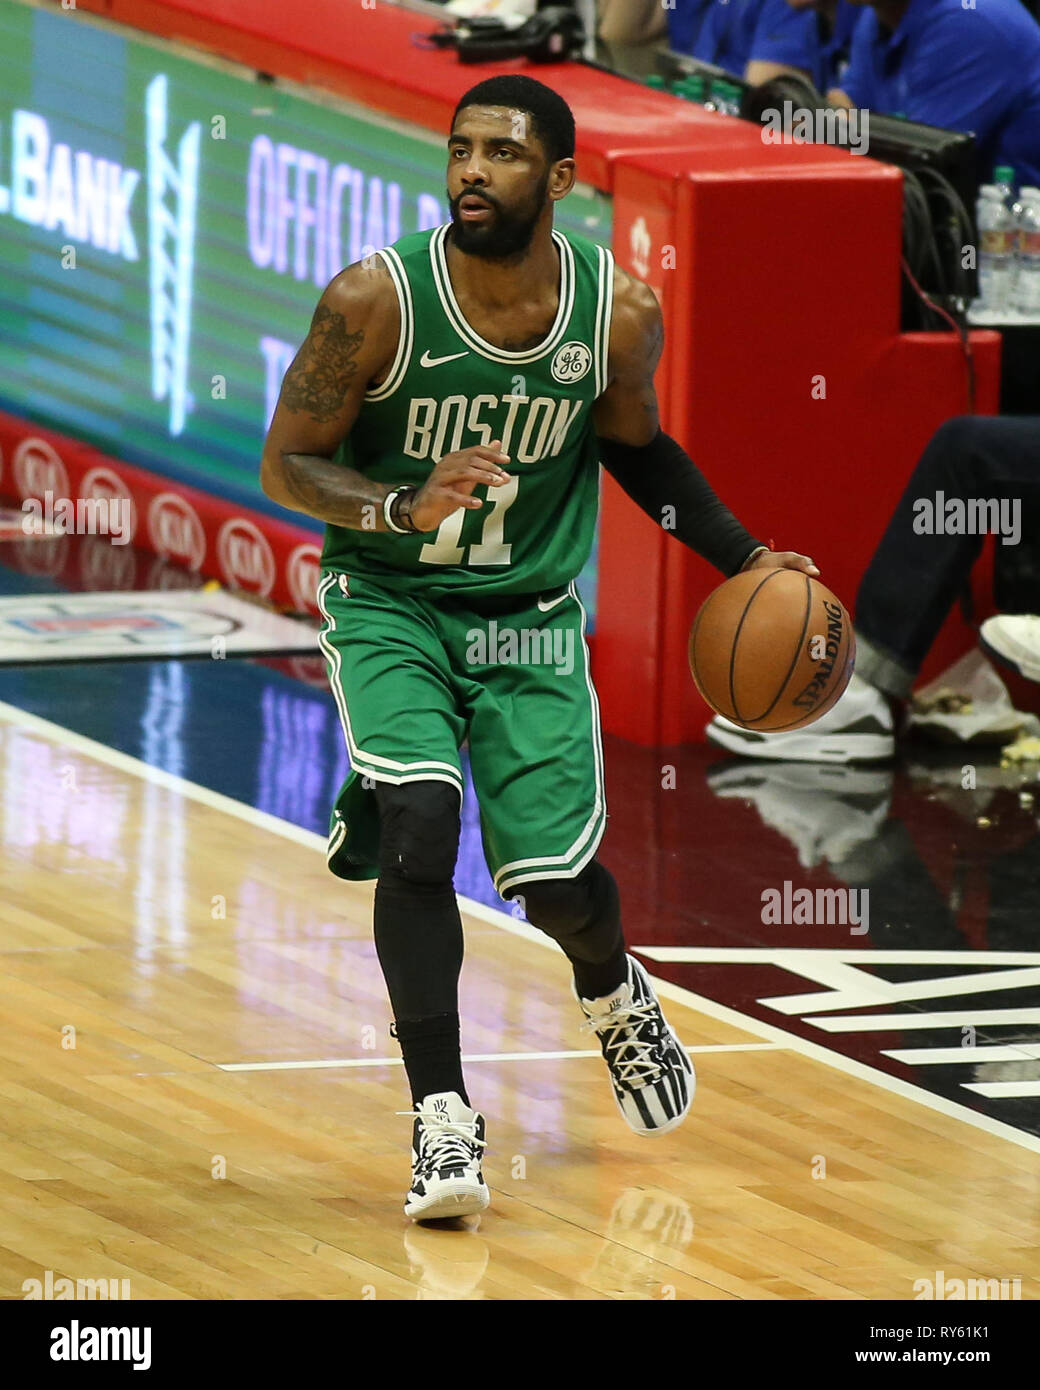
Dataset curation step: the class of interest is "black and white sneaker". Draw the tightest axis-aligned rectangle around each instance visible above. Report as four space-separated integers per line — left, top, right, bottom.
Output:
402 1091 489 1220
576 956 695 1137
706 673 894 763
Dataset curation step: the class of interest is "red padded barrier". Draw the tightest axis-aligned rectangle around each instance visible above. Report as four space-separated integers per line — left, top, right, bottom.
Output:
610 151 1001 742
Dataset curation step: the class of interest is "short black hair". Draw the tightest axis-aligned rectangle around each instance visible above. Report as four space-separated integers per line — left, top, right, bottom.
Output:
451 75 575 164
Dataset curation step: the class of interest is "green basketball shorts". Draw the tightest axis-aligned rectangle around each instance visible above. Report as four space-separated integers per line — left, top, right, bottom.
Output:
316 570 606 899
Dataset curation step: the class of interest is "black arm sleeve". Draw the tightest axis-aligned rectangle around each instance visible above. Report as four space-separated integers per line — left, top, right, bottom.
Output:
598 429 766 578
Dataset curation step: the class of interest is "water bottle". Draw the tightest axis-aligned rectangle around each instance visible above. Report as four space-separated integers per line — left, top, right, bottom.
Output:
993 163 1023 250
708 77 729 113
993 165 1017 207
993 164 1023 229
1015 188 1040 317
976 184 1017 314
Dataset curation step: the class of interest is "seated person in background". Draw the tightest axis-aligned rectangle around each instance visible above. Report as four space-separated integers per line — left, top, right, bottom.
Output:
782 0 864 94
707 415 1040 762
665 0 712 55
667 0 818 85
598 0 667 44
829 0 1040 188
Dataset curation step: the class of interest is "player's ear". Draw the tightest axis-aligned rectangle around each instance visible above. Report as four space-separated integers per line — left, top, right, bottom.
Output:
549 158 576 201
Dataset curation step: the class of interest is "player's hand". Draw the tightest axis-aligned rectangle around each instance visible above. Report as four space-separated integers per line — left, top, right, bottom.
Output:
405 441 511 533
743 548 821 578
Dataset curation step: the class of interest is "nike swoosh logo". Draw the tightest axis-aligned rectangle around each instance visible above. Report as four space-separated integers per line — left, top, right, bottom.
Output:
420 350 469 368
537 589 569 613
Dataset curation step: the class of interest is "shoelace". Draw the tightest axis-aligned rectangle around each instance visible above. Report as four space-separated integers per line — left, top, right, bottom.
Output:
580 1000 664 1086
397 1110 487 1174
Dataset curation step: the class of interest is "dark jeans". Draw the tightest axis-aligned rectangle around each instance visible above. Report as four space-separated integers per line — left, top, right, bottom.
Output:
855 416 1040 699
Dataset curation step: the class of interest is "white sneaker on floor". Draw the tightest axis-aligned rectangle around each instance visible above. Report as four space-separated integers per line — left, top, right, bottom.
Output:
402 1092 489 1221
577 956 695 1137
705 673 894 763
980 615 1040 683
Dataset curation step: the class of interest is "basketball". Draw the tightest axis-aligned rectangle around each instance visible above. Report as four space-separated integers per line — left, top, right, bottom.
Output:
689 568 856 731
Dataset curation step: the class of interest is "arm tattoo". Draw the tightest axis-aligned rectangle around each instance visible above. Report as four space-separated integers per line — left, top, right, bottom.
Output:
280 453 389 530
280 304 365 423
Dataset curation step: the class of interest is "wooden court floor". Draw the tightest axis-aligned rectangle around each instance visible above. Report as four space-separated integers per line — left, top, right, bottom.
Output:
2 701 1039 1301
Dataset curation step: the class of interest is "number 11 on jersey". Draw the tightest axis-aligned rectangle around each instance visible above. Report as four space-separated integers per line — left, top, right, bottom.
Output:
419 474 520 566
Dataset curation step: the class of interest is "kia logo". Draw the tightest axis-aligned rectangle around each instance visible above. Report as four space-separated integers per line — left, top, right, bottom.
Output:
13 437 69 500
82 466 137 542
287 543 322 612
216 518 275 597
148 493 206 571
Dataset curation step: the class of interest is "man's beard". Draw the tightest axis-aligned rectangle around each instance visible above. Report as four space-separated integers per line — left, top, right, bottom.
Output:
447 175 549 260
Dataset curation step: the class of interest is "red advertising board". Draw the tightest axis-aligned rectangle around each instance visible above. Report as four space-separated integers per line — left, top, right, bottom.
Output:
0 410 323 614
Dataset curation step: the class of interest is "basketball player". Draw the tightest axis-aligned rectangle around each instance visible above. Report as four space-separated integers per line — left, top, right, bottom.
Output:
261 75 817 1220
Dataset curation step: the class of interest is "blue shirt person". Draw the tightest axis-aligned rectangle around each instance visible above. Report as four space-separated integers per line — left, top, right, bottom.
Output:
834 0 1040 188
666 0 713 54
667 0 818 83
783 0 864 93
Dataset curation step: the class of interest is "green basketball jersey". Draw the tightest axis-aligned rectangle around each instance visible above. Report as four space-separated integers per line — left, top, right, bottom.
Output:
320 224 615 597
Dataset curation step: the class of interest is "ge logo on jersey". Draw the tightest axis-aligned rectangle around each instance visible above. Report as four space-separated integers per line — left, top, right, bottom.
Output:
551 341 592 384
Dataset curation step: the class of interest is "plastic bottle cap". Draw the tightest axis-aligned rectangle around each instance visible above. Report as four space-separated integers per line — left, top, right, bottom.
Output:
994 165 1015 182
646 75 666 88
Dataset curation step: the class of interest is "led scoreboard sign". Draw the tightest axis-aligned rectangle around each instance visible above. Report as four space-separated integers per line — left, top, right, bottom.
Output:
0 0 612 515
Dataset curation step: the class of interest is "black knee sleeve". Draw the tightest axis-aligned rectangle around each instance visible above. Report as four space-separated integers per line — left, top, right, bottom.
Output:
373 781 463 1023
508 861 623 963
375 780 461 887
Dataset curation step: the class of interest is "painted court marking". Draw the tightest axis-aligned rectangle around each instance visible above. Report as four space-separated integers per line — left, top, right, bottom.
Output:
3 699 1040 1157
217 1043 785 1072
